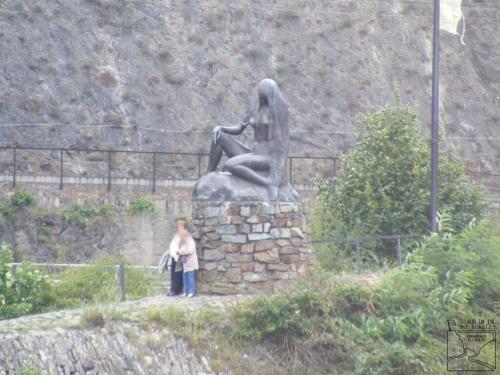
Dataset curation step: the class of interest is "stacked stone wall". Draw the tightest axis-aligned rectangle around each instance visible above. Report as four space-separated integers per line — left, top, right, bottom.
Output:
192 201 315 294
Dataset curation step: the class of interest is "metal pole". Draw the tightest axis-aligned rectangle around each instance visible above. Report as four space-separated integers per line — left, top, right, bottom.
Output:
289 158 293 184
12 147 16 188
152 152 157 194
333 158 337 177
430 0 440 233
198 154 202 178
396 236 402 269
118 263 126 302
355 239 360 273
107 151 112 192
59 149 64 190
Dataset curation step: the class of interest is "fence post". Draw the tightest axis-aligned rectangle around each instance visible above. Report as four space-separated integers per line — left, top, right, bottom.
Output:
152 152 157 194
396 236 402 269
289 158 293 184
198 154 202 178
333 158 337 177
59 149 64 190
355 239 360 273
107 151 112 192
12 147 16 188
118 263 126 302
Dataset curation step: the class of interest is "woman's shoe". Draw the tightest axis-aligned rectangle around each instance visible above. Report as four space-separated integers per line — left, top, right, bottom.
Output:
182 293 187 297
187 293 195 298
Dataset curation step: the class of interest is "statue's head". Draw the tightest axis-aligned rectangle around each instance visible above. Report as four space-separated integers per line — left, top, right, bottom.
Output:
257 79 280 107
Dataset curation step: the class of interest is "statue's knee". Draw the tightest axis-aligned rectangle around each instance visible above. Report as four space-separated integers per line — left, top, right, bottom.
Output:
224 159 234 172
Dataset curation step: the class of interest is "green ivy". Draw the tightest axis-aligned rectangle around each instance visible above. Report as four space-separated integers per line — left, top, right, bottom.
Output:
61 202 113 228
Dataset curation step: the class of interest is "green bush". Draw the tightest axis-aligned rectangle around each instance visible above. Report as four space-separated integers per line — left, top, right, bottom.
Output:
229 220 498 374
13 190 35 207
313 103 485 266
0 243 56 319
54 257 159 307
61 202 113 228
127 196 158 215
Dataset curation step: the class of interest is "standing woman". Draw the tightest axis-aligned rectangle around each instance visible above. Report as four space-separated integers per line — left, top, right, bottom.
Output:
163 218 188 296
177 229 199 297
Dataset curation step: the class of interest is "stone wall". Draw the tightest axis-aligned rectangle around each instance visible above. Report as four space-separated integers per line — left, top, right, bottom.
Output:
0 178 318 266
192 201 315 294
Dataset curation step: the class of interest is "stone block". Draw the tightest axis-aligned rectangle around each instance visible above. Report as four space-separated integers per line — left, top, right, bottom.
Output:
270 271 290 280
209 283 240 295
241 243 255 253
223 243 240 253
248 233 271 241
240 224 252 234
254 263 266 273
227 268 242 283
254 240 274 252
241 263 254 272
270 228 291 239
231 216 246 224
206 232 221 241
254 249 280 263
281 254 300 264
279 204 294 213
221 234 247 243
263 223 271 232
203 262 218 271
276 239 291 247
226 253 253 263
202 249 225 261
252 224 263 232
226 204 240 216
247 215 266 224
200 270 218 282
206 206 224 217
240 206 251 217
290 227 305 238
217 224 237 235
267 263 290 272
243 272 267 282
290 237 304 247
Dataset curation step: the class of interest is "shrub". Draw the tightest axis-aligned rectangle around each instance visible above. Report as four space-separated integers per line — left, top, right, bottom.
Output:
54 257 159 307
313 103 485 266
0 243 56 319
61 202 113 228
13 190 35 207
228 220 498 374
127 196 158 215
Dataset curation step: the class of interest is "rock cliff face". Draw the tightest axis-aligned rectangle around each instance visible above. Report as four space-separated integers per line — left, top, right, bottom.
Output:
0 0 498 172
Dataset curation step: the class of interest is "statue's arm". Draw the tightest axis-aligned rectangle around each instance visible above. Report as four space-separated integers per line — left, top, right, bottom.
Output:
212 115 252 143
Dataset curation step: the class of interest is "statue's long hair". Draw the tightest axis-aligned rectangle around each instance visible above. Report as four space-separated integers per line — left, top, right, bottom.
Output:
256 79 290 185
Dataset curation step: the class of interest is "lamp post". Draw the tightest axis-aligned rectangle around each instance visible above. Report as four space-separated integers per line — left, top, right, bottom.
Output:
430 0 440 233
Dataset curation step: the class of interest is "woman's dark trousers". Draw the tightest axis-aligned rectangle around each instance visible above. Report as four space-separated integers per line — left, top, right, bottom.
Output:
170 259 184 294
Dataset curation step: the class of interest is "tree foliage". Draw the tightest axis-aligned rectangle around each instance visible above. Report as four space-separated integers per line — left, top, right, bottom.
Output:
313 104 485 258
0 243 55 319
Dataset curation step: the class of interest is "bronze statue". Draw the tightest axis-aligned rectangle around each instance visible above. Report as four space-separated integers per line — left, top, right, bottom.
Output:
205 79 290 201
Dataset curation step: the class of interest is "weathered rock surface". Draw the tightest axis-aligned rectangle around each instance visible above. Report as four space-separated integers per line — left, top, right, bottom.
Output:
0 0 497 178
0 295 251 374
193 172 300 203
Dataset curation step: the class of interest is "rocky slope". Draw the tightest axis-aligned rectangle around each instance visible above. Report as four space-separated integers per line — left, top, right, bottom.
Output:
0 0 498 171
0 295 250 374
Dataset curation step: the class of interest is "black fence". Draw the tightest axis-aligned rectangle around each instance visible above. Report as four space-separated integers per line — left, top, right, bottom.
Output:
0 146 339 192
312 233 419 272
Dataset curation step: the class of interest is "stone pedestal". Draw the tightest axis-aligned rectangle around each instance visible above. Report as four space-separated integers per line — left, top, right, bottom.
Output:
192 201 314 294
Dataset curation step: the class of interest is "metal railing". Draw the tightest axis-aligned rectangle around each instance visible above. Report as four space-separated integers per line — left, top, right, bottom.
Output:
312 233 420 272
0 145 339 192
10 262 161 302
